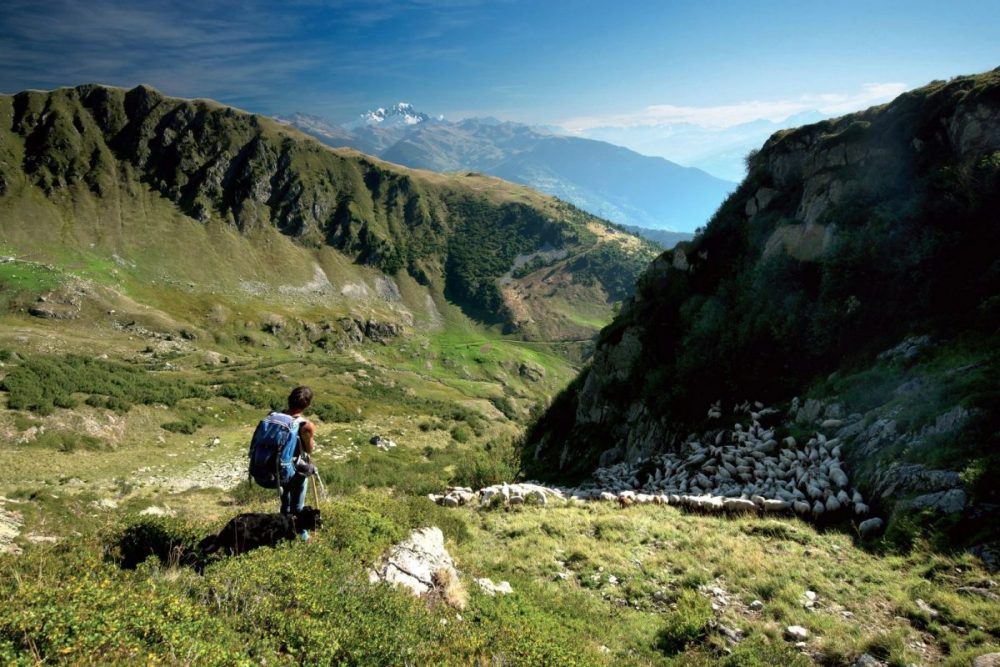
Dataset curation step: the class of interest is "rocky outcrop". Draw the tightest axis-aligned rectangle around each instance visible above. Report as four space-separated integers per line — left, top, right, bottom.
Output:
517 362 546 383
368 527 459 598
363 319 404 344
525 69 1000 547
332 317 403 346
475 578 513 596
28 286 85 320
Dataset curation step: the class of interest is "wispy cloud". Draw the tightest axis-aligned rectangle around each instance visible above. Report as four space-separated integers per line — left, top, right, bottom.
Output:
0 1 309 99
560 82 911 131
0 0 484 114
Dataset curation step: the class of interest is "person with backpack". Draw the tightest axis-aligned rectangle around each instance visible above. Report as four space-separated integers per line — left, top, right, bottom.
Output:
248 386 317 540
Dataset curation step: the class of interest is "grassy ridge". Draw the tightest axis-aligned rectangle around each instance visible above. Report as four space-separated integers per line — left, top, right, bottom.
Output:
0 84 657 335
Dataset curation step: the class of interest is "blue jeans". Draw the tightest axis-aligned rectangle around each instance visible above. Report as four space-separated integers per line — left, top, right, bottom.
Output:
280 474 309 538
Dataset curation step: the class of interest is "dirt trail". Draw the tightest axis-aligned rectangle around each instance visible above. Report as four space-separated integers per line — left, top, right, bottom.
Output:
132 453 247 493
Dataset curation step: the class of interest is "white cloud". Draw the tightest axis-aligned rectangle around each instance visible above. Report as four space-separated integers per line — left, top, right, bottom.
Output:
561 82 911 132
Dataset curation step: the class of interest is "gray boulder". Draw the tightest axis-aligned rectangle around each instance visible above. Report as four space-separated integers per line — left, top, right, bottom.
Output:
368 527 458 597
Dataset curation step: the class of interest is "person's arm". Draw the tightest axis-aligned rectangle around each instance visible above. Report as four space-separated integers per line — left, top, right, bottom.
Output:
299 420 315 455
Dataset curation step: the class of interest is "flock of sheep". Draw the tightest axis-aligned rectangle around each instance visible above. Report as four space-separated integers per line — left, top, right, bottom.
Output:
430 400 883 534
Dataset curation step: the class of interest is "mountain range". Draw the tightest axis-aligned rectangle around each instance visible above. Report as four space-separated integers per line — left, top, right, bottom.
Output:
0 84 659 344
275 107 734 238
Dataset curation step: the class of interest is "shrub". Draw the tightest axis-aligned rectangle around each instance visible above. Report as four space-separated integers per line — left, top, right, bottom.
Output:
215 382 283 410
85 394 133 413
320 446 452 497
450 423 473 443
161 414 209 434
452 437 520 489
30 430 108 452
490 395 518 420
311 401 356 423
107 517 204 570
722 634 810 666
230 480 275 506
656 590 713 655
1 353 206 415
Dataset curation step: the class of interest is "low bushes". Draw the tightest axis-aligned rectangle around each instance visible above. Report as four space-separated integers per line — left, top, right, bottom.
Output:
656 589 713 654
0 494 601 665
2 353 207 415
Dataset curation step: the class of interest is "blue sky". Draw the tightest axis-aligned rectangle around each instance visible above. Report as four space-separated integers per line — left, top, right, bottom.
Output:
1 0 997 128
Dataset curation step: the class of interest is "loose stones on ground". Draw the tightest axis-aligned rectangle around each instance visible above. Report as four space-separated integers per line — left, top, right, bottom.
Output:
475 578 513 596
0 503 24 555
369 435 398 451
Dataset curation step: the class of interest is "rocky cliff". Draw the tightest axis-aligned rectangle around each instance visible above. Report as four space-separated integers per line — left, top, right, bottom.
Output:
525 69 1000 548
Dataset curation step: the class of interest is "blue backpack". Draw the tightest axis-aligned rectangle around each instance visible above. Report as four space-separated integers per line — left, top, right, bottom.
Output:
248 412 302 489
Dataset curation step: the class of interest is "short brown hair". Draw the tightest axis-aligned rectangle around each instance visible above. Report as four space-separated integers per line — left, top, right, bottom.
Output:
287 386 313 412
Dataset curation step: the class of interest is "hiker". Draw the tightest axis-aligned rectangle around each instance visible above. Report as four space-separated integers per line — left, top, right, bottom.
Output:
247 385 318 540
279 386 317 520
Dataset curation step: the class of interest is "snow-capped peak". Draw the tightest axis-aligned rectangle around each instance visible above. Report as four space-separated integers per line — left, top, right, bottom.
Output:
356 102 431 128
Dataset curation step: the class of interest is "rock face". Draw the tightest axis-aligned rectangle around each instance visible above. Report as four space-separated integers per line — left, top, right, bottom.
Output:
368 527 458 597
524 69 1000 536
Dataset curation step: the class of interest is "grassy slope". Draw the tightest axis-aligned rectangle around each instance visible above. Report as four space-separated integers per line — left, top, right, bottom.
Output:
0 316 996 665
2 478 998 664
0 85 659 339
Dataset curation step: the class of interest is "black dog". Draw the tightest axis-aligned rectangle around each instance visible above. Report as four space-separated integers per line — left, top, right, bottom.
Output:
198 507 322 557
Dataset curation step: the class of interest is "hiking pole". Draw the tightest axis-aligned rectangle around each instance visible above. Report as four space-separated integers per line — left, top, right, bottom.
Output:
315 467 329 501
311 468 322 507
311 463 329 502
304 452 327 504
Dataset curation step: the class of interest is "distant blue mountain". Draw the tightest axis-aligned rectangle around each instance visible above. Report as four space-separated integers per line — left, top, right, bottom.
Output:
276 106 735 233
577 110 831 182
